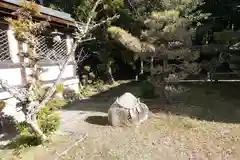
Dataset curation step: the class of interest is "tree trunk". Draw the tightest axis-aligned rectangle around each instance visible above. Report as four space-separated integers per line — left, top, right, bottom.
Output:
25 44 47 141
140 59 144 75
107 65 115 84
79 81 84 90
162 59 171 104
27 114 47 141
134 59 139 81
150 56 154 76
207 70 214 93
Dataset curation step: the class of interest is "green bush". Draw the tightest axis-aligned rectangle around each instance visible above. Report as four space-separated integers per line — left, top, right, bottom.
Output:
8 99 65 153
138 80 157 98
7 134 42 156
37 107 60 135
45 99 68 110
16 107 60 136
79 86 91 97
38 86 51 100
13 100 63 148
16 121 31 136
12 122 43 153
56 84 65 93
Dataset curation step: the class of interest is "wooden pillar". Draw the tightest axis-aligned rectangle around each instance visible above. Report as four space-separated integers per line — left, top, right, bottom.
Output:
66 35 74 61
66 34 81 90
66 34 76 75
7 24 27 86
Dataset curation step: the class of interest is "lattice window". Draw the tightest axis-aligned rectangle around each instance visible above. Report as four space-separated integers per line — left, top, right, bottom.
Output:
36 35 68 61
0 28 11 61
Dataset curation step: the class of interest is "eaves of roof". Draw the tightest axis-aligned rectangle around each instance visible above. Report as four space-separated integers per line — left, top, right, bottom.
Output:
0 0 75 26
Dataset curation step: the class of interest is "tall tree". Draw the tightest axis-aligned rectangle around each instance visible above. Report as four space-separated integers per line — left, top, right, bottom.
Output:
108 0 207 101
48 0 143 83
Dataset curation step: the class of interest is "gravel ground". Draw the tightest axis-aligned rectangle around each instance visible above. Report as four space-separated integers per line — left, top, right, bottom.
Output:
1 82 240 160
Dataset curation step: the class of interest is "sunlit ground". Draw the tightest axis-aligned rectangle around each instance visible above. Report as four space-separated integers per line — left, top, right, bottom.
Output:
1 82 240 160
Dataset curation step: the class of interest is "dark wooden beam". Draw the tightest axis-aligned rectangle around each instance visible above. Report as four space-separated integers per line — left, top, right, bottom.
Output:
0 1 75 27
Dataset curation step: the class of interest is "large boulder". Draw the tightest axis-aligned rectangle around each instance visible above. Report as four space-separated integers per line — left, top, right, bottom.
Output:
108 92 149 127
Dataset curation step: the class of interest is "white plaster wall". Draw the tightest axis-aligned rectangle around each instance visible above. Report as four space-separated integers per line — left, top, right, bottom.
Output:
1 98 25 122
0 68 22 86
38 65 75 81
1 26 78 122
44 77 79 91
0 77 79 122
0 68 24 121
0 64 77 99
0 64 79 122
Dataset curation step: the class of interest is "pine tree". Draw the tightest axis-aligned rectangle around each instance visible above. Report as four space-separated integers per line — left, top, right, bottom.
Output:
108 0 208 102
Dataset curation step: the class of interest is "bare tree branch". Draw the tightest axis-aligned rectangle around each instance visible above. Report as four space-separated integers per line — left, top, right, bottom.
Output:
76 48 84 64
85 0 102 33
90 15 120 30
33 41 78 114
0 79 27 102
80 37 96 43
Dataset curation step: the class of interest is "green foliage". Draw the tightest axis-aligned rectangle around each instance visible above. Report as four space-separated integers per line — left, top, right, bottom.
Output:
48 3 64 11
84 66 91 72
5 1 48 44
38 86 50 100
16 107 60 137
79 86 92 97
47 0 209 82
11 120 45 155
108 26 144 53
107 26 126 36
6 134 42 156
56 84 65 93
137 80 157 98
16 122 31 136
108 0 206 58
45 99 68 110
9 121 42 155
73 0 95 21
78 80 109 97
37 107 60 135
104 0 124 11
11 99 65 150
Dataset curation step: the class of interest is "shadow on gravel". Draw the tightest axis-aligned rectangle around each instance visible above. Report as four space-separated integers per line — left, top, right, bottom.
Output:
85 116 109 126
64 81 240 124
